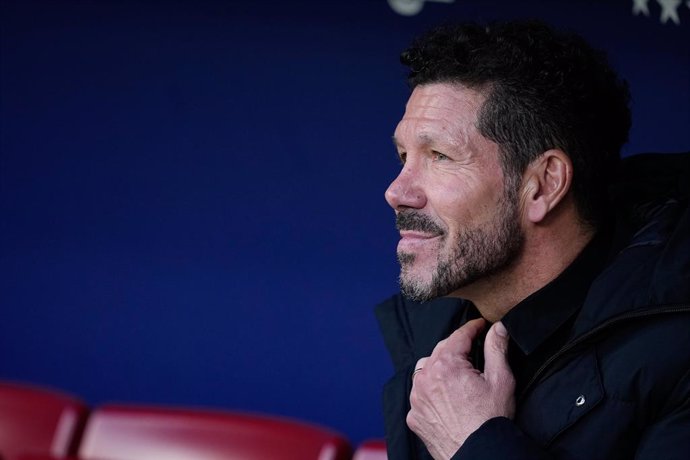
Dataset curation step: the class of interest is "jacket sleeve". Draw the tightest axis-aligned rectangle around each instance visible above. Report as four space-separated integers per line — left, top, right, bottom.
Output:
451 417 553 460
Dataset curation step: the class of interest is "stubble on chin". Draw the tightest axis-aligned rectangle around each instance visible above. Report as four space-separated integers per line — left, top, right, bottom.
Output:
397 250 440 302
397 195 523 303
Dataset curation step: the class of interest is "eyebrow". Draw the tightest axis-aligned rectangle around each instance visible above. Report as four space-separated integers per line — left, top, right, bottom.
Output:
391 133 434 148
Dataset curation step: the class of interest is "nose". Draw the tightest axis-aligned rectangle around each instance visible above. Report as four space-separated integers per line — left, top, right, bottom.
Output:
385 166 426 210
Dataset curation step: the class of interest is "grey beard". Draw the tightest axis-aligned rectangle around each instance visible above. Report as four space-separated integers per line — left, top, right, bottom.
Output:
398 195 523 302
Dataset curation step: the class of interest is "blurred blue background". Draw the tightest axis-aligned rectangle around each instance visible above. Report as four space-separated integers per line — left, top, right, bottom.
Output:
1 0 688 444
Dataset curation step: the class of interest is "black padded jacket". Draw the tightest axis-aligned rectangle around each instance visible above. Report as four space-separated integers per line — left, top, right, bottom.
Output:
376 153 690 460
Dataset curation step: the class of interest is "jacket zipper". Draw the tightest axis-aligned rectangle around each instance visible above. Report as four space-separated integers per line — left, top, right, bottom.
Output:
517 303 690 403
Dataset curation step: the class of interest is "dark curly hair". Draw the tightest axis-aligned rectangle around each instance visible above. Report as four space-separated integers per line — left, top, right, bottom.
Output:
401 20 631 229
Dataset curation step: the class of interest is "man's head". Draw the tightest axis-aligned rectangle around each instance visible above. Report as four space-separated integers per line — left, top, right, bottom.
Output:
386 21 631 303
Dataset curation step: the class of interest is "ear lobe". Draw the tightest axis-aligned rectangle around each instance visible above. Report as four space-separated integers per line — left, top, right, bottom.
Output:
522 150 572 224
526 178 550 223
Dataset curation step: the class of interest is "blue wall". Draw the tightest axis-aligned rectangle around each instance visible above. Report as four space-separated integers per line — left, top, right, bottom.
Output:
1 0 688 444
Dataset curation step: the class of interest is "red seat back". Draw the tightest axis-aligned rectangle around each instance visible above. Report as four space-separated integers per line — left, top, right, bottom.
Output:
79 404 351 460
0 381 88 460
353 439 387 460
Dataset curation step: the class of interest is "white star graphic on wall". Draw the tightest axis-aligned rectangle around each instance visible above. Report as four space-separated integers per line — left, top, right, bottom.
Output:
657 0 682 24
633 0 650 15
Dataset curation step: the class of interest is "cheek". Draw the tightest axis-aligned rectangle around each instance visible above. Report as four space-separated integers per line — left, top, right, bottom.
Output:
425 159 508 222
434 183 504 231
432 184 480 222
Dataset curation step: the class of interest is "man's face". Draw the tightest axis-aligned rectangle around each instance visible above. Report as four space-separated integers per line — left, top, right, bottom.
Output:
385 83 524 302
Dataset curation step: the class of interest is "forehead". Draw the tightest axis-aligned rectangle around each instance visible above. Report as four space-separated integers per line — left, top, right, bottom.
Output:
394 83 487 146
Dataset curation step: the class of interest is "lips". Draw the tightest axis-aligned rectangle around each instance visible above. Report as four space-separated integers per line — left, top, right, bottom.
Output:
397 230 442 252
399 230 441 239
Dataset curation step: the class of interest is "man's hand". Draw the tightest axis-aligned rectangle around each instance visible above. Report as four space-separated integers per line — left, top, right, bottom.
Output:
407 319 516 460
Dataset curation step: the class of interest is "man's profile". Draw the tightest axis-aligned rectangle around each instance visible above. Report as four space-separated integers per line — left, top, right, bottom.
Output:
377 20 690 459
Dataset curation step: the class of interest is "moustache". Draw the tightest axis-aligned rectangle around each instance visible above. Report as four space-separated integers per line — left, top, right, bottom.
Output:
396 211 444 235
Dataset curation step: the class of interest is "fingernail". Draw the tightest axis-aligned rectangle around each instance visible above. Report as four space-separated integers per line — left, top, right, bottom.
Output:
495 322 508 337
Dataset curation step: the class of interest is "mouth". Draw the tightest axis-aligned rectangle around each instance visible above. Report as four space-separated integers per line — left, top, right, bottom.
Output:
399 230 442 239
397 230 443 252
395 210 445 254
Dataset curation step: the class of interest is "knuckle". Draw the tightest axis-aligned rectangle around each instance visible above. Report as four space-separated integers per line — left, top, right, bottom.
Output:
430 352 469 378
428 358 449 380
409 388 421 406
431 338 448 355
406 410 419 431
491 338 508 355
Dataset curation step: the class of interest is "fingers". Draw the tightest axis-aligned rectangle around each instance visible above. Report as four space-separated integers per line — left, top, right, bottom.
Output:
412 357 428 383
415 318 495 387
415 357 428 369
483 322 514 387
443 318 487 356
406 320 516 455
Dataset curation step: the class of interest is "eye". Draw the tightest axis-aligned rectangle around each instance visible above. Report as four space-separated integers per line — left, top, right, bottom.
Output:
431 150 449 161
397 151 407 165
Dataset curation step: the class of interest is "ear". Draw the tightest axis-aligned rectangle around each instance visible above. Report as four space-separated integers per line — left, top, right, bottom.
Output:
521 149 573 224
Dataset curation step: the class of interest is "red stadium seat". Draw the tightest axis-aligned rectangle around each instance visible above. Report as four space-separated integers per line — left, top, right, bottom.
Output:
0 381 88 460
78 404 352 460
16 456 79 460
353 440 387 460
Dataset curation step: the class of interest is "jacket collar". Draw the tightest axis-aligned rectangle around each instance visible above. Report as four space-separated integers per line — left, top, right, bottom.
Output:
501 229 612 355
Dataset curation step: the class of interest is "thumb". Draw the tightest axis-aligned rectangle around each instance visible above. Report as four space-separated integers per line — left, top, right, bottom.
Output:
483 322 513 386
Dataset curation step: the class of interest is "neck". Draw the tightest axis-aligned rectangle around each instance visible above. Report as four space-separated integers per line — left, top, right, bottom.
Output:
449 217 595 323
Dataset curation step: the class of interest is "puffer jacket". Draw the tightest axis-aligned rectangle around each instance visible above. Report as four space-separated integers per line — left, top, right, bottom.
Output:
376 153 690 460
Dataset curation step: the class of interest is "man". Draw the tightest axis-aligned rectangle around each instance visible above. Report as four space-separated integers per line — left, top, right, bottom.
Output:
377 20 690 459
